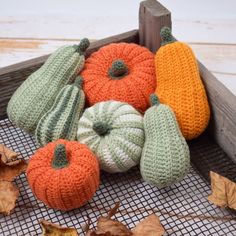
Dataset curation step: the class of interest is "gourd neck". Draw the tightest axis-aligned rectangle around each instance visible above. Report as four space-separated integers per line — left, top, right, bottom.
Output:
52 144 69 169
150 94 160 106
93 122 111 136
160 27 176 46
108 59 129 79
75 38 90 54
74 76 83 88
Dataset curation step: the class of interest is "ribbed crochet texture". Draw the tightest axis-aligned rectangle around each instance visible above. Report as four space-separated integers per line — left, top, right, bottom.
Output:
140 94 190 188
27 139 99 211
7 39 89 134
77 101 145 173
35 76 85 146
155 27 210 140
81 42 156 113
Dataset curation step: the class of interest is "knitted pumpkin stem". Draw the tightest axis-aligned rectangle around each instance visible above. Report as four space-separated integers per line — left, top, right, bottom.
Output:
108 59 129 79
160 27 176 46
93 122 111 136
150 94 160 106
74 76 83 88
76 38 90 54
52 144 69 169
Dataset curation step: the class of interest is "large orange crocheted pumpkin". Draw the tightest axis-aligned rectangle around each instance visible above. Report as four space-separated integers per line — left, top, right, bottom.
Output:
26 139 99 211
81 43 156 113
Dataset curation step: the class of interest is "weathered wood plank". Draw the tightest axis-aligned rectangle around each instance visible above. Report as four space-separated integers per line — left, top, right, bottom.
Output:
199 61 236 163
0 30 139 119
139 0 171 52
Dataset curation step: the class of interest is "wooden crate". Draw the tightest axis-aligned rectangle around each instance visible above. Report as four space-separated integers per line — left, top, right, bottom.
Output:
0 0 235 197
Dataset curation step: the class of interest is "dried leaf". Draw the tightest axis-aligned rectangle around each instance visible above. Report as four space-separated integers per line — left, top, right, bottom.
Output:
0 159 27 181
0 180 19 215
0 144 19 165
132 214 165 236
208 171 236 210
40 220 79 236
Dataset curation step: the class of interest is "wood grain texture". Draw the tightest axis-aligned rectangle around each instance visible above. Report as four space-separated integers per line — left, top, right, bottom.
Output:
0 30 139 119
199 61 236 163
139 0 171 52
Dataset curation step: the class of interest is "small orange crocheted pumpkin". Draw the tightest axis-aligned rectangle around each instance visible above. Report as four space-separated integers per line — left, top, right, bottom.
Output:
81 43 156 113
26 139 99 211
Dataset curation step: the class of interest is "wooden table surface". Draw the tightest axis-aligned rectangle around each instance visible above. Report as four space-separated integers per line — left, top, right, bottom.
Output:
1 0 236 95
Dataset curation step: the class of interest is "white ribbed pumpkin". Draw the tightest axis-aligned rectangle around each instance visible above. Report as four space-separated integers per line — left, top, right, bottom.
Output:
77 101 144 173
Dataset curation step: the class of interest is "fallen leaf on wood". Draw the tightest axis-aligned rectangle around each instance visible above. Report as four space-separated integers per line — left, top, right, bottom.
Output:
208 171 236 210
0 180 19 215
0 159 27 181
40 220 79 236
132 214 165 236
0 144 19 165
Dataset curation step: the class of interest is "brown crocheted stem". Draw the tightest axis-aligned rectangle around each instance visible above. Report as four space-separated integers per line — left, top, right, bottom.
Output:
93 122 111 136
108 59 129 79
74 76 83 88
160 27 176 46
150 94 160 106
52 144 69 169
75 38 90 54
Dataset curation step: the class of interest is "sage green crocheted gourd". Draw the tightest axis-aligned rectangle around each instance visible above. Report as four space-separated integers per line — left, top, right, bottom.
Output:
7 38 90 134
140 94 190 188
35 76 85 146
77 101 145 173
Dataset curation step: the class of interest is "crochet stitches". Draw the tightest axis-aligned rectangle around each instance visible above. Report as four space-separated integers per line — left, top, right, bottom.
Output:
155 27 210 140
77 101 145 173
81 42 156 113
140 94 190 188
35 76 85 146
7 39 89 134
27 139 100 211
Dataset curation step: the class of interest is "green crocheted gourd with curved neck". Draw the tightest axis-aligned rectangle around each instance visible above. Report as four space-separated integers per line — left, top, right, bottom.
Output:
140 94 190 188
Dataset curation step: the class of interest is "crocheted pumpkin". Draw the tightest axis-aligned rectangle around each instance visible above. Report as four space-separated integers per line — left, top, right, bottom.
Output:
140 94 190 188
81 43 156 113
26 139 99 211
35 76 85 146
155 27 210 140
77 101 145 173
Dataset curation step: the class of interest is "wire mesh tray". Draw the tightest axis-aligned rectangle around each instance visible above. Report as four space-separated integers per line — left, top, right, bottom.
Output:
0 118 236 236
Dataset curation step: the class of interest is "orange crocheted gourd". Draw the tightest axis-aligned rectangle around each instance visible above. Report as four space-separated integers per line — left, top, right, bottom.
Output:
26 139 99 211
81 43 156 113
155 27 210 140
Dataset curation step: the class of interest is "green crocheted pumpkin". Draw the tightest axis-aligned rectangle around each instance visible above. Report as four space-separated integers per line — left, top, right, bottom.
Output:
7 38 90 134
140 94 190 188
77 101 145 173
35 76 85 146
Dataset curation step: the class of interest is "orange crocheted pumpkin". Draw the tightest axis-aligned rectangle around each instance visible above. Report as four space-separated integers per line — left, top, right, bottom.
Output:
81 43 156 113
26 139 100 211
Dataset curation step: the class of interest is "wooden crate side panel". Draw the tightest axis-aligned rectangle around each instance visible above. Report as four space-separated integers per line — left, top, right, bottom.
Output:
0 30 139 119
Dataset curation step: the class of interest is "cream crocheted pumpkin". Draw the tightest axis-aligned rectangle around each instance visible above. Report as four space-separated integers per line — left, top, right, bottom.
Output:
77 101 145 173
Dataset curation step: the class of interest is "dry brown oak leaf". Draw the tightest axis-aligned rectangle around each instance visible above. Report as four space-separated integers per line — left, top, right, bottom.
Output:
0 181 19 215
0 143 19 165
40 220 79 236
208 171 236 210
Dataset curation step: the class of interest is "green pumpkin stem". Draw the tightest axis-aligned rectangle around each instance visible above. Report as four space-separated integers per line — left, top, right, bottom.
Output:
150 94 160 106
93 122 111 136
52 144 69 169
76 38 90 54
74 76 83 88
108 59 129 79
160 27 176 46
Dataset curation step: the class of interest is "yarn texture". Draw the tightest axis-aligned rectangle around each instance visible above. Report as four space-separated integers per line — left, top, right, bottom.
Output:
35 76 85 146
140 94 190 188
27 139 100 211
77 101 145 173
7 39 89 134
81 42 156 113
155 27 210 140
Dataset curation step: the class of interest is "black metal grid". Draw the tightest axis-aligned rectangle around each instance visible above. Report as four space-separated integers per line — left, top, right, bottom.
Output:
0 118 236 236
